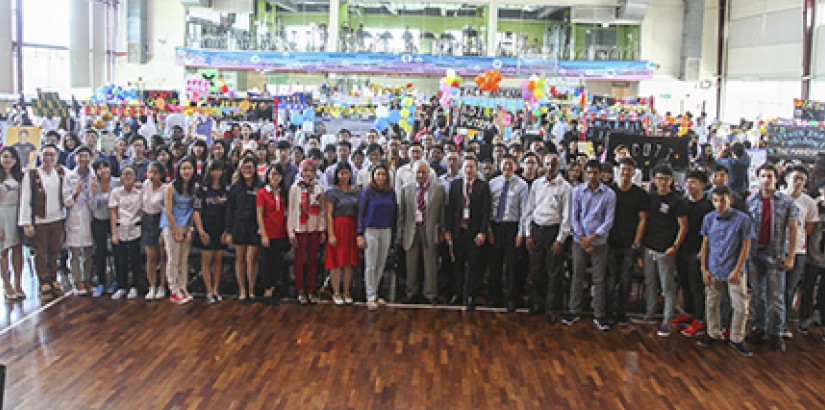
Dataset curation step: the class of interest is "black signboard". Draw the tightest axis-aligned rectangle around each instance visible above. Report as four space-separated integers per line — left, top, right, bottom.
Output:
606 133 690 169
766 124 825 160
794 99 825 121
455 104 494 129
142 90 180 107
587 120 645 145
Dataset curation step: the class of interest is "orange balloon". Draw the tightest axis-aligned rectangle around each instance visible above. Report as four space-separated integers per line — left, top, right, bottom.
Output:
528 80 536 90
493 70 503 82
475 75 484 86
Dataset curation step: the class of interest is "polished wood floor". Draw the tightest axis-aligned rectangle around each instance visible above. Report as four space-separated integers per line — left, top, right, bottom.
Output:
1 290 825 410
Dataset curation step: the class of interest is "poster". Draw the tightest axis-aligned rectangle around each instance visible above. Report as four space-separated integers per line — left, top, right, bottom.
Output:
766 124 825 160
793 99 825 121
3 126 42 169
30 91 68 118
605 133 690 169
142 90 180 108
586 119 645 145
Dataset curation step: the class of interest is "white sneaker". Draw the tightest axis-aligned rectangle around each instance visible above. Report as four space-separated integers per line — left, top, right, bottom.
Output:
145 287 156 300
127 287 138 299
111 289 127 300
154 287 166 299
333 295 344 305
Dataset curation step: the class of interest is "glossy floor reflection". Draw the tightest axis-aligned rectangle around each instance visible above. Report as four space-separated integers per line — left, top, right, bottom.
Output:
1 295 825 408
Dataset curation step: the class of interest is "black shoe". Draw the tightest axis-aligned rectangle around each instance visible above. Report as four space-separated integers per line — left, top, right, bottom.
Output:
616 315 630 327
487 299 501 309
729 341 753 357
466 297 476 311
747 328 766 344
528 305 543 316
448 294 461 306
697 335 715 347
506 301 518 313
268 295 280 306
771 336 786 352
562 314 580 326
546 313 558 324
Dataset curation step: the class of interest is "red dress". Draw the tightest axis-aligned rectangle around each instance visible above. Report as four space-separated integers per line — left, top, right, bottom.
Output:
324 187 361 269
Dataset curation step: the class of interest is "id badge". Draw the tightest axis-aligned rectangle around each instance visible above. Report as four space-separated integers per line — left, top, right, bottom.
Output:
416 209 424 223
463 208 470 219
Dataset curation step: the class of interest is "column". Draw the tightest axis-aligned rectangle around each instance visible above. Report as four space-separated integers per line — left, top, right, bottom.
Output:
92 0 106 88
0 0 13 93
486 2 498 57
328 0 340 52
69 0 91 88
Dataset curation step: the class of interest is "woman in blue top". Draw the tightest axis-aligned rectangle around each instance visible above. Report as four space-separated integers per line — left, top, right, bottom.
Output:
356 164 396 310
161 156 197 305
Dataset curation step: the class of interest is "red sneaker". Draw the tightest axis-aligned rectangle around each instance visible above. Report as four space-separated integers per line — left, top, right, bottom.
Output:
671 313 692 325
170 291 186 304
680 320 706 337
722 328 730 341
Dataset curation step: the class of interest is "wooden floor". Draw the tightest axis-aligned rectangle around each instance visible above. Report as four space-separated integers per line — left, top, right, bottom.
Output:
1 293 825 410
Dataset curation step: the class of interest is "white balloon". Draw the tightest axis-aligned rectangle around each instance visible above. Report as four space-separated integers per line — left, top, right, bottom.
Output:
445 69 457 78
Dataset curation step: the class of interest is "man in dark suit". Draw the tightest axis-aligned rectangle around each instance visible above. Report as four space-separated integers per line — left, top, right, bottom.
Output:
446 157 491 310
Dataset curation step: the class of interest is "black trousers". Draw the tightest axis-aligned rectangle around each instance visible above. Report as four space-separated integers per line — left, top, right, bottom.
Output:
453 228 484 298
91 218 111 286
527 224 565 311
114 238 144 291
488 221 520 303
800 264 825 322
676 251 705 320
261 238 289 292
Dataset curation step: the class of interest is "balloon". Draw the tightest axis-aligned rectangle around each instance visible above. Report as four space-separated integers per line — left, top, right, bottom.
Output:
400 108 410 118
408 105 416 114
387 110 401 124
475 75 484 87
374 118 389 131
446 69 457 78
290 113 304 126
398 119 409 128
406 116 415 124
402 97 413 107
303 108 316 119
520 80 529 90
528 80 536 91
534 90 544 99
375 106 389 118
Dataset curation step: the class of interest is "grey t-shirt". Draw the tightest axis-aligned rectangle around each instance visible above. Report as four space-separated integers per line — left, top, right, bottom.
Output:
325 186 360 217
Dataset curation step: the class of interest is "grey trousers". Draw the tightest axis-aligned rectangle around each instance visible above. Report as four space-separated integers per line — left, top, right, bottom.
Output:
69 246 94 284
406 225 439 299
363 228 391 302
706 275 749 344
644 248 678 322
569 242 609 318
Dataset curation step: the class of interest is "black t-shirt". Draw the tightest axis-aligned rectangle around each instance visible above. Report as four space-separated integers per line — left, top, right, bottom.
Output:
194 185 229 228
609 184 649 248
643 190 688 252
681 194 714 254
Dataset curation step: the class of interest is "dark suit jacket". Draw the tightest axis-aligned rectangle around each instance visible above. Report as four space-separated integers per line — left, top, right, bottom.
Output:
446 178 491 237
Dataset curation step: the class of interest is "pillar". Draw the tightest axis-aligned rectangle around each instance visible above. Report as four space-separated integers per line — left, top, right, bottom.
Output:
92 0 106 88
486 2 498 57
69 0 91 88
328 0 340 52
0 0 13 93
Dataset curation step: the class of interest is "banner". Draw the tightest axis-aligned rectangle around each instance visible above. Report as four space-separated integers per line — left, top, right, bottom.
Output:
175 47 655 80
766 124 825 160
30 91 68 118
454 105 495 130
586 119 646 145
793 99 825 121
142 90 180 108
605 133 690 169
457 86 524 112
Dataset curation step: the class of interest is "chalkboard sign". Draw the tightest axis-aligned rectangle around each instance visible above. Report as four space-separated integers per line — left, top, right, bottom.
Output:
588 120 645 145
606 133 690 169
794 99 825 121
766 125 825 160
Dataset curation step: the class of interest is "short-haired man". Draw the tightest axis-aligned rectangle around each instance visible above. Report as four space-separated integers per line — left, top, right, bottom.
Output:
747 163 798 352
697 186 754 357
633 165 688 338
716 142 750 197
708 164 747 212
121 135 150 181
565 159 615 330
781 165 817 338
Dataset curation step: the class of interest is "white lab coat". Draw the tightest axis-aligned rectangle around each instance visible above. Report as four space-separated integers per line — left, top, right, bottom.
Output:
62 168 95 247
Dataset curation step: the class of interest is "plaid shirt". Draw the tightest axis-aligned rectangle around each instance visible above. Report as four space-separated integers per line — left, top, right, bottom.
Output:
747 191 799 259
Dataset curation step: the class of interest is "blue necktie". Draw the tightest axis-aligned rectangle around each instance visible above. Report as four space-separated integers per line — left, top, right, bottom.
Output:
497 178 509 223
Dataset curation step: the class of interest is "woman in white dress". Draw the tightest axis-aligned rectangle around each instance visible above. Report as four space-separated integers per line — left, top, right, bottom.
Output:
0 147 24 299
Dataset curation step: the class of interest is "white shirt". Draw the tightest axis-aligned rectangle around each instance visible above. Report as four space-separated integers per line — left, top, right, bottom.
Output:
789 192 820 254
19 167 65 226
138 122 157 140
109 185 143 242
62 168 95 247
394 162 435 197
523 173 572 241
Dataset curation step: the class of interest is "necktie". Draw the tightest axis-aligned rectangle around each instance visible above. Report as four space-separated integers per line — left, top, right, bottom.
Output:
497 178 509 223
417 185 427 223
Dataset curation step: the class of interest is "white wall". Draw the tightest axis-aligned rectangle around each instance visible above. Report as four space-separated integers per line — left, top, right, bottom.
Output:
114 0 186 89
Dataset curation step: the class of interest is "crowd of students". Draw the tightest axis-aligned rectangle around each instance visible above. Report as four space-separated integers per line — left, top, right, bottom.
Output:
0 110 823 359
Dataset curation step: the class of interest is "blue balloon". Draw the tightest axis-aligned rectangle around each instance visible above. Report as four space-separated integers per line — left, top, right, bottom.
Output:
387 110 401 124
408 105 416 115
374 118 389 131
290 112 304 126
406 116 415 124
303 108 315 119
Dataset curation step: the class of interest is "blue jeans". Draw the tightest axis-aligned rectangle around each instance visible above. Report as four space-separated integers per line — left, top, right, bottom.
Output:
607 247 635 320
750 248 786 337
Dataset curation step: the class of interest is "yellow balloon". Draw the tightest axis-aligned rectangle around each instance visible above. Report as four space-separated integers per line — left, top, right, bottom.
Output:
400 108 410 118
399 119 409 128
402 97 413 107
534 90 545 99
540 106 549 113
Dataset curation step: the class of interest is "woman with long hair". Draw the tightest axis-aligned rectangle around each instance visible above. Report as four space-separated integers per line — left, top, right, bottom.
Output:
89 159 118 297
59 133 81 167
141 161 168 299
225 156 261 303
154 145 174 182
190 139 209 177
357 164 396 310
288 159 326 305
324 162 361 305
193 160 229 304
0 147 24 299
161 157 197 304
256 164 289 306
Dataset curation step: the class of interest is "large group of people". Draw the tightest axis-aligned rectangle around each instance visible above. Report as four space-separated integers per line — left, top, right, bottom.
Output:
0 102 824 360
